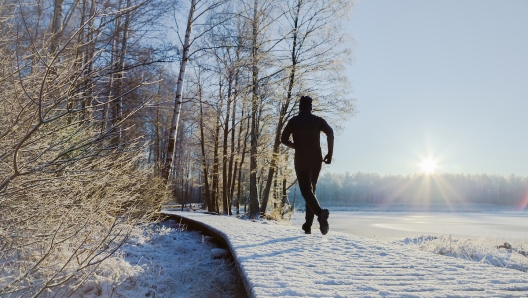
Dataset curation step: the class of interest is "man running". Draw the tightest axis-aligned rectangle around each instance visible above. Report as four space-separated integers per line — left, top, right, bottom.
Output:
281 96 333 235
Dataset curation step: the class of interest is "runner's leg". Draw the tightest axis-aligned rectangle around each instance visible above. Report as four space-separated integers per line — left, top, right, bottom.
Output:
295 162 322 218
305 203 314 226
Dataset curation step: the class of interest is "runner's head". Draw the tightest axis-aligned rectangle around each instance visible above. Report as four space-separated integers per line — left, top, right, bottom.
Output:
299 96 312 112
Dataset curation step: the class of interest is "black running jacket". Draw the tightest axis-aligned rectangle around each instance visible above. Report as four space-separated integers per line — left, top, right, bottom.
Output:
280 111 334 162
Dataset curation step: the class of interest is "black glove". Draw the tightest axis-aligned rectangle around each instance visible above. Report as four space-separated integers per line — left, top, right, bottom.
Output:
323 154 332 164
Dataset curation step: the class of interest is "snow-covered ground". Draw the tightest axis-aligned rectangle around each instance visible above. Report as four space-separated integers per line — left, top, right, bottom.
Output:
56 210 528 297
291 211 528 272
70 220 246 298
165 211 528 297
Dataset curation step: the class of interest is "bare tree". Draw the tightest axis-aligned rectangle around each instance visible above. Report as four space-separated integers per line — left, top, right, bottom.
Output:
244 0 283 218
162 0 229 180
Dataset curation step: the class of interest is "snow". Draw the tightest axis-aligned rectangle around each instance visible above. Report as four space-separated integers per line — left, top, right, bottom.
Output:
290 211 528 244
164 211 528 297
292 210 528 273
211 248 230 259
394 235 528 273
70 220 245 297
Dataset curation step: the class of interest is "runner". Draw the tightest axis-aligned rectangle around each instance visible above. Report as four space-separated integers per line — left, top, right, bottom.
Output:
281 96 334 235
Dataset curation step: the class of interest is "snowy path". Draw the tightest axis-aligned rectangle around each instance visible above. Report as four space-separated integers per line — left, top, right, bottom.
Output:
163 211 528 297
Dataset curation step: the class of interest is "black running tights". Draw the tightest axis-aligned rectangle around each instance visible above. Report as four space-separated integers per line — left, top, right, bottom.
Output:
295 160 323 226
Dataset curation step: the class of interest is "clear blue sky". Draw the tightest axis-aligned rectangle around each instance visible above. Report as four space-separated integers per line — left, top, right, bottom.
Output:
330 0 528 176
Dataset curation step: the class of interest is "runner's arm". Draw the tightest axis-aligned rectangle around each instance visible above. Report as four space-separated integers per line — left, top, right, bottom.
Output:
321 118 334 163
281 120 295 149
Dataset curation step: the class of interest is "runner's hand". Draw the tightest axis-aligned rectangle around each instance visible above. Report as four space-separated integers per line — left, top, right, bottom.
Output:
323 154 332 164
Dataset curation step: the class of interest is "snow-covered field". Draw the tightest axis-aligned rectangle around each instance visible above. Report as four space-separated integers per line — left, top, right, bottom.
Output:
291 210 528 273
167 211 528 297
291 210 528 243
69 220 246 298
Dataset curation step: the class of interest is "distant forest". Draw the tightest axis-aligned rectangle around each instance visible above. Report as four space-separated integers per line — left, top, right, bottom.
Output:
288 172 528 209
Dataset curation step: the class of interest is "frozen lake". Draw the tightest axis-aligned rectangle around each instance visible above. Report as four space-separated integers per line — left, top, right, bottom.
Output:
291 211 528 244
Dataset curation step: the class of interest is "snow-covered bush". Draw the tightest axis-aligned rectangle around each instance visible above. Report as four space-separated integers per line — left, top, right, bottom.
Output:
0 3 170 296
0 149 170 297
401 235 528 272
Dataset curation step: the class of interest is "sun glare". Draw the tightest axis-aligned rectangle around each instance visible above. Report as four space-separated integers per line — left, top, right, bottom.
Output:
421 159 437 174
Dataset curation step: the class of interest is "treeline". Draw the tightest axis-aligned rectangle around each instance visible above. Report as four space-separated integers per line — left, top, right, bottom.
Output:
303 172 528 209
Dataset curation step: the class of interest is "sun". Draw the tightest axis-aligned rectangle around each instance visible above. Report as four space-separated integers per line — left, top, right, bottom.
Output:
420 159 437 174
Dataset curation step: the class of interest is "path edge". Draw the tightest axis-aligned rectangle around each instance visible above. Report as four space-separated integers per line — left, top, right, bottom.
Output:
164 212 255 298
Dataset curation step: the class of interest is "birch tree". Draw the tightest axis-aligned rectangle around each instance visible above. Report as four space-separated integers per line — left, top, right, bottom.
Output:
162 0 229 180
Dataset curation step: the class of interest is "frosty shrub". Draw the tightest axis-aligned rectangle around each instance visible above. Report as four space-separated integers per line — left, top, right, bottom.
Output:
0 2 170 296
404 235 528 273
0 149 170 297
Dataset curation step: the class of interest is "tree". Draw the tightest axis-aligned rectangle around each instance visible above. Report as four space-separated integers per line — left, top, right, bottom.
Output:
162 0 229 180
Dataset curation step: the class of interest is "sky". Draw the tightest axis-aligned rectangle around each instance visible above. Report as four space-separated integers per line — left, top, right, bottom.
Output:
329 0 528 176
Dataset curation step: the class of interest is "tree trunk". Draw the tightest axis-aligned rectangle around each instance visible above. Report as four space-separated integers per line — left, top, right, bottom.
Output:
222 78 232 215
248 0 260 218
82 0 96 124
291 183 297 212
211 87 223 214
162 0 196 180
236 111 251 215
259 124 284 215
227 76 238 216
230 40 243 214
111 0 131 146
199 93 212 212
228 95 237 215
50 0 65 54
154 87 161 174
259 0 301 216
